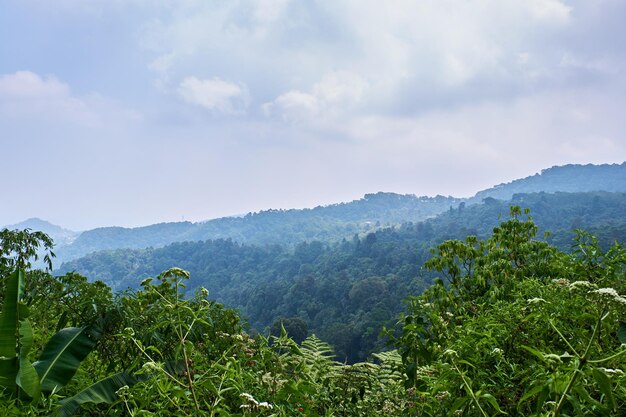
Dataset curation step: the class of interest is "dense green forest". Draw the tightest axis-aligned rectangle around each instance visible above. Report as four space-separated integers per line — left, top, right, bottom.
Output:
2 208 625 416
58 191 626 362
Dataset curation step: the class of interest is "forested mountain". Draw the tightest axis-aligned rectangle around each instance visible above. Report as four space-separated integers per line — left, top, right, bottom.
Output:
10 163 626 266
53 193 462 263
58 191 626 362
3 217 79 247
470 162 626 202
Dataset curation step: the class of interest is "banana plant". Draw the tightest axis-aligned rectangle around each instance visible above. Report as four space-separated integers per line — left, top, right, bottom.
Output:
0 268 96 401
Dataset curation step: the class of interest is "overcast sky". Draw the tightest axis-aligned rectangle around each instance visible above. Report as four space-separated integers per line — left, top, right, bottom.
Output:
1 0 625 230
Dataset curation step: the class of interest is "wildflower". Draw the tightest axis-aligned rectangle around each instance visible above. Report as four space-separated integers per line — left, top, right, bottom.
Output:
240 393 273 411
491 348 503 355
569 280 596 290
592 288 626 306
435 390 450 401
526 297 547 304
240 393 257 404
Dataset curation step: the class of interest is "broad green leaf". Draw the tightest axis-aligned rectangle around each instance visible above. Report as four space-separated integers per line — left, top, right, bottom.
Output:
0 269 25 359
16 318 40 401
0 358 18 392
55 372 138 417
33 327 96 394
16 356 40 401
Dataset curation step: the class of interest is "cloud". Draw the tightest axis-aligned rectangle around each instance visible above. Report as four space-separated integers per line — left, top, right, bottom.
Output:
178 77 250 114
0 71 141 129
263 71 369 123
0 71 100 126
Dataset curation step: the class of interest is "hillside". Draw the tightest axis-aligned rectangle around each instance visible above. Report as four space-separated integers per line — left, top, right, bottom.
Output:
53 193 462 264
42 162 626 265
3 217 79 247
470 162 626 202
58 191 626 361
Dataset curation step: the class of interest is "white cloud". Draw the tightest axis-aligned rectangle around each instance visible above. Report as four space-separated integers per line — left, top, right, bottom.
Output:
527 0 571 22
264 71 369 123
0 71 142 128
0 71 100 126
178 76 250 114
0 71 69 98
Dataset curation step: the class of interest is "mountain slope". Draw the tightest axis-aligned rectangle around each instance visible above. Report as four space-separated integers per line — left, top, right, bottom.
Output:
470 162 626 202
22 162 626 265
3 217 79 247
54 193 462 263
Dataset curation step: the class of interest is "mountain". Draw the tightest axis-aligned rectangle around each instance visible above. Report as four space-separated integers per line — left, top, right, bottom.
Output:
53 193 462 264
3 217 79 247
470 162 626 203
51 162 626 264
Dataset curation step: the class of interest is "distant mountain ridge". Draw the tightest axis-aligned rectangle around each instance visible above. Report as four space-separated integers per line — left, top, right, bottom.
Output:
7 162 626 265
54 193 462 264
3 217 79 247
470 162 626 203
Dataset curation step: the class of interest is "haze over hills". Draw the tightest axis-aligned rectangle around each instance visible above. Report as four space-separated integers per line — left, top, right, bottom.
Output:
6 161 626 362
4 217 79 247
5 162 626 266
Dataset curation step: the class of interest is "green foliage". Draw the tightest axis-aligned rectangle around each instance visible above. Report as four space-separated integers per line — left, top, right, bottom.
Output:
391 207 626 416
3 202 626 416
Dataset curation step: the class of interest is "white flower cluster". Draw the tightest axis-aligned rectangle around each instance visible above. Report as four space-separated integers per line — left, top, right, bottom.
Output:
240 393 273 410
592 288 626 306
568 281 597 290
526 297 547 304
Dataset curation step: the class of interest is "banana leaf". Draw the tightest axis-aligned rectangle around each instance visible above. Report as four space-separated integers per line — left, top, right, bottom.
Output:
55 372 138 417
33 326 96 394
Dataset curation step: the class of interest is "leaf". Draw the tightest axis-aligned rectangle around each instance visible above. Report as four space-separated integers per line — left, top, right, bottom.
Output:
0 269 30 395
0 269 25 359
54 372 138 417
480 393 504 414
33 327 96 394
617 322 626 345
16 356 40 401
16 318 40 401
592 368 616 410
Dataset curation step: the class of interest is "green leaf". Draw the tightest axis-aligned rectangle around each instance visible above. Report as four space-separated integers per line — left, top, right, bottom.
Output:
617 323 626 345
16 357 40 401
592 368 616 410
33 327 96 395
0 269 25 359
480 393 504 414
16 318 40 401
55 372 138 417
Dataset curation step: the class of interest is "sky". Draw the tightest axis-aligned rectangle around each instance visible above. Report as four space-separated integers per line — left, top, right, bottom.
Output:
1 0 625 230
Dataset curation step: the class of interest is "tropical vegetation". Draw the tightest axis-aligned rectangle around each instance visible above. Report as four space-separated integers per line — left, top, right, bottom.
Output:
1 206 625 415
